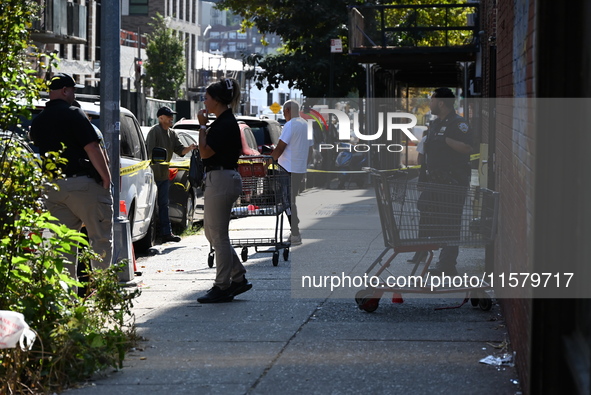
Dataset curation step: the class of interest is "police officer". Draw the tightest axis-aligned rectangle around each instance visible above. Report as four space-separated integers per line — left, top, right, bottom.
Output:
196 78 252 303
30 73 113 284
423 87 473 276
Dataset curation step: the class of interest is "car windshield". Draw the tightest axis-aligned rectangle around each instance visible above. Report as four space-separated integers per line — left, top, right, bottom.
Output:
173 123 199 131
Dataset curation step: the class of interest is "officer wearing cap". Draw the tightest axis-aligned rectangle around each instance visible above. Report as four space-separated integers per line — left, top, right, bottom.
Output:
30 73 113 288
145 106 197 242
422 87 473 276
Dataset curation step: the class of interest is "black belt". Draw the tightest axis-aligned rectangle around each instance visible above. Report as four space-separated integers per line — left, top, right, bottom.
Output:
205 165 236 172
65 171 89 178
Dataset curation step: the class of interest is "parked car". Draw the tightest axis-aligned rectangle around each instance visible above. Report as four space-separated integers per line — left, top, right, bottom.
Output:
21 99 158 253
235 116 282 154
169 131 204 229
141 125 205 231
173 118 260 155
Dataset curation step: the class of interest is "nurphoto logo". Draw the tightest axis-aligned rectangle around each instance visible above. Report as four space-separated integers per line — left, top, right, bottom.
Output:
306 109 418 152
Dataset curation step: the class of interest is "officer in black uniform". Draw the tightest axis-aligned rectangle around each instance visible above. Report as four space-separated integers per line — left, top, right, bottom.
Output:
422 87 473 276
196 78 252 303
30 73 113 288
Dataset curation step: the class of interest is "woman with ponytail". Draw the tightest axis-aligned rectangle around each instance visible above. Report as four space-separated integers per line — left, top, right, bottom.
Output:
196 78 253 303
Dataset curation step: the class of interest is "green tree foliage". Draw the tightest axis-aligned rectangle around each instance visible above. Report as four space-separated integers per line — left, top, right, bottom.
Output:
217 0 476 98
380 0 477 47
0 2 140 392
217 0 367 98
144 13 186 100
0 0 45 132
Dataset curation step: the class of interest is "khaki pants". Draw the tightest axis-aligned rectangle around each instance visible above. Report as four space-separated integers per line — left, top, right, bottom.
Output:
204 169 245 289
45 176 113 280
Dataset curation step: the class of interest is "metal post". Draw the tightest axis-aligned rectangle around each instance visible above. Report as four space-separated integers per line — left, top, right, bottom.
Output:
364 63 374 169
100 0 121 264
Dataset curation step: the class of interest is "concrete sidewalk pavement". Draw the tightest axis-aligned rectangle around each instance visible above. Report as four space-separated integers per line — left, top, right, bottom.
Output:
66 186 520 395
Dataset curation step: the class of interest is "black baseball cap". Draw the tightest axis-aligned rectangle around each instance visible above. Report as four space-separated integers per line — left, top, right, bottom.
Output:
48 73 84 90
157 106 177 117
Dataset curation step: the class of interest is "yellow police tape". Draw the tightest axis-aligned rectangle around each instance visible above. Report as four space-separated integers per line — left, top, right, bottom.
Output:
120 154 480 176
119 159 191 177
120 160 151 176
305 153 480 174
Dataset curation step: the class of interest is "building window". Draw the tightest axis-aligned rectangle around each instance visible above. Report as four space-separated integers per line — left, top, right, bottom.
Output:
191 34 196 69
267 92 273 106
129 0 148 15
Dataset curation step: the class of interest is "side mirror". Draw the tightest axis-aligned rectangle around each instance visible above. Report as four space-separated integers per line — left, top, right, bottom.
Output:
152 147 167 163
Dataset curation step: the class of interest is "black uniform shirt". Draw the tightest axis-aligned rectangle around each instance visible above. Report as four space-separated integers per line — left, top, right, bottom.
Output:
30 99 99 176
203 108 241 169
424 112 472 172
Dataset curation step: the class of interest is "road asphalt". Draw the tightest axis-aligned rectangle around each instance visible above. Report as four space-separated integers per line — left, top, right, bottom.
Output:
66 182 521 395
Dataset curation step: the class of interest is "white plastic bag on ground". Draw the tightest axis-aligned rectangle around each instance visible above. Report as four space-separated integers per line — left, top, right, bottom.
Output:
0 310 36 351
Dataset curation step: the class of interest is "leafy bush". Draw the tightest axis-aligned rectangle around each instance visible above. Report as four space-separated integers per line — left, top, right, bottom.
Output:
0 1 140 392
1 134 140 394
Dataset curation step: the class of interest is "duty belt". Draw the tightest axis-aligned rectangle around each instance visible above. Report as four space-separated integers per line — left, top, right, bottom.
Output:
65 171 90 178
205 165 236 172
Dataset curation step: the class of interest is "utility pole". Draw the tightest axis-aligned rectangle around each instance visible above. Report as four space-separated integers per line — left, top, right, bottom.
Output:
100 0 121 264
135 28 143 123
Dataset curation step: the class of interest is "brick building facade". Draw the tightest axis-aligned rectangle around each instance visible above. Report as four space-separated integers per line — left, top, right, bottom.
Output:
349 1 591 393
480 1 591 393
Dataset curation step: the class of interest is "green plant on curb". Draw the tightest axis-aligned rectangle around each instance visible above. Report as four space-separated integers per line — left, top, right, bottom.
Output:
1 134 141 394
1 1 140 392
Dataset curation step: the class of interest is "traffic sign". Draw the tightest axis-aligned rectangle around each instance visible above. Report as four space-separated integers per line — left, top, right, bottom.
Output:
331 39 343 53
270 102 282 114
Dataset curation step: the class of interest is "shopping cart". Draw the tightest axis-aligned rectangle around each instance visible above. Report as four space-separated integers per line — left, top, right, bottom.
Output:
355 169 500 312
207 155 291 268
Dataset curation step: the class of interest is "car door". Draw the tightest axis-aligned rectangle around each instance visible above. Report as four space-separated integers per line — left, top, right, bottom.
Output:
119 112 155 239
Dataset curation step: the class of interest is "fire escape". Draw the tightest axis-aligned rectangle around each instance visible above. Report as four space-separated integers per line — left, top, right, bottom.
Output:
349 3 480 90
347 3 481 169
30 0 88 45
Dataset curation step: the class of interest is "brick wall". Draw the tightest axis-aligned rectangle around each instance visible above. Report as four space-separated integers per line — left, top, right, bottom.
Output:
490 1 537 393
121 3 165 36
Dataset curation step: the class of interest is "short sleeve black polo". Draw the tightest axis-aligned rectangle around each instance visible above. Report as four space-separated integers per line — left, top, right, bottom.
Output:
30 99 99 176
203 108 241 169
425 112 472 171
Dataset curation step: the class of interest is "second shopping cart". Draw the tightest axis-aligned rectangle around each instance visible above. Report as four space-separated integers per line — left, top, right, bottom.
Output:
355 169 500 312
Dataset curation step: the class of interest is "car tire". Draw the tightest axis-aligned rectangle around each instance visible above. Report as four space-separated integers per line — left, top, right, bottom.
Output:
180 193 195 231
134 208 156 253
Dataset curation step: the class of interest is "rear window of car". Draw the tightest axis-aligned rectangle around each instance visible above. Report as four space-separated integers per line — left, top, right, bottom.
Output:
246 121 280 146
173 123 199 131
120 114 144 160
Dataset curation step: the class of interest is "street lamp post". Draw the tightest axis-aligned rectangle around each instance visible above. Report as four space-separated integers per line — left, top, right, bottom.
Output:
201 25 212 87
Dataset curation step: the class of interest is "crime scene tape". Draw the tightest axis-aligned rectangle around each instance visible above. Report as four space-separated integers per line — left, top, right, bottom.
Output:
120 159 192 177
305 153 480 174
120 160 150 176
170 159 190 169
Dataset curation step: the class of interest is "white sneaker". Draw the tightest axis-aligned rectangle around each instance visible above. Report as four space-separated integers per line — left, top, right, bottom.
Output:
288 233 302 246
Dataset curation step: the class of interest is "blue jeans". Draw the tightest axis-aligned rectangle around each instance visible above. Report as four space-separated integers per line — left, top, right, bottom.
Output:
156 179 172 236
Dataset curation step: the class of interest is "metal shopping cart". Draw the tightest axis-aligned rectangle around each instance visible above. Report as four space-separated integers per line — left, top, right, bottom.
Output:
207 155 291 268
355 169 500 312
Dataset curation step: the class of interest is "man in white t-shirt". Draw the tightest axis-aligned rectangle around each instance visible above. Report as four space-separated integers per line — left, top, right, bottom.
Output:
272 100 313 245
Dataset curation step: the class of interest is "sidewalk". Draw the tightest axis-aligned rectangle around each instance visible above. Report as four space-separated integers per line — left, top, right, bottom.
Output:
66 186 520 395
